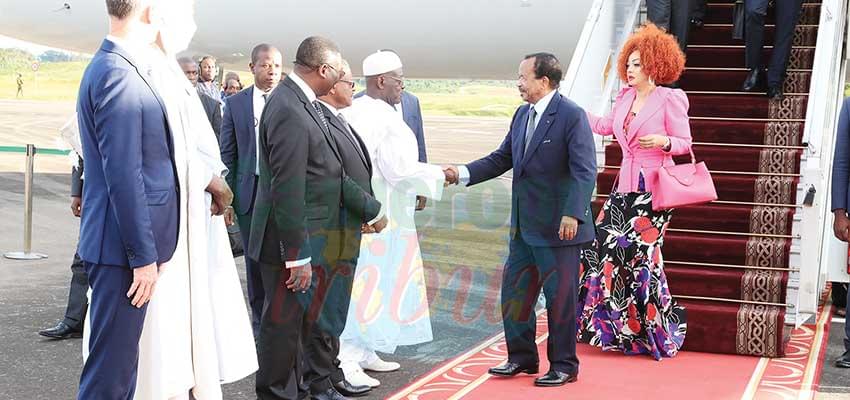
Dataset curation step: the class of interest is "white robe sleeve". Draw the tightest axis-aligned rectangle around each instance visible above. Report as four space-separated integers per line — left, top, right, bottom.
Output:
375 118 445 201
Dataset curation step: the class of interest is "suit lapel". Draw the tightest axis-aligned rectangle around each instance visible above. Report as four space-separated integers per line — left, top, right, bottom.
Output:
326 110 369 168
613 88 635 145
520 92 559 170
242 88 257 163
283 78 343 162
626 87 666 143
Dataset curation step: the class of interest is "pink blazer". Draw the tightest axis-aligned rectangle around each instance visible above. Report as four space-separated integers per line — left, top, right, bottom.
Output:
587 86 693 193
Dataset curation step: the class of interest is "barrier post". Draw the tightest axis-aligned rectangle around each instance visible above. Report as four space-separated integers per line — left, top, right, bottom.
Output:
4 144 48 260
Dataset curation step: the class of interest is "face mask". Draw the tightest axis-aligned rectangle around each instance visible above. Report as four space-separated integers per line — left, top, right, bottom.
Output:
155 5 197 56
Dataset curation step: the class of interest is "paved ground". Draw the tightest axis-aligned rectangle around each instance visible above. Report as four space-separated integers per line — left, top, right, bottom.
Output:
0 100 848 399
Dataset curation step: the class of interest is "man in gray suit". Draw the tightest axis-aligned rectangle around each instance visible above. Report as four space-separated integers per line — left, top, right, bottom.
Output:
646 0 691 53
38 157 88 339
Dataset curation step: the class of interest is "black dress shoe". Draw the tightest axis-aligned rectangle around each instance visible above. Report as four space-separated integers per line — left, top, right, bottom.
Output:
534 370 578 387
836 352 850 368
741 69 762 92
767 85 785 100
487 362 539 377
311 387 349 400
38 322 82 339
333 379 370 397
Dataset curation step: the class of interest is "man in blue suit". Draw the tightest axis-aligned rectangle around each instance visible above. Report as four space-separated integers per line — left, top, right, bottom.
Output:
446 53 597 387
830 96 850 369
75 2 229 398
220 43 283 337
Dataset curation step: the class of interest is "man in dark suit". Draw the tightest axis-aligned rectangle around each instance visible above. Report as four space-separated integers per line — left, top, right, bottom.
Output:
445 53 597 387
740 0 804 99
179 56 222 139
38 157 87 340
830 97 850 369
250 36 384 400
220 43 284 337
315 59 381 398
76 3 177 398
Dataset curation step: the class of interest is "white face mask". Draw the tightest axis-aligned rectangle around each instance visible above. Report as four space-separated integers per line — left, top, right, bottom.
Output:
154 3 197 56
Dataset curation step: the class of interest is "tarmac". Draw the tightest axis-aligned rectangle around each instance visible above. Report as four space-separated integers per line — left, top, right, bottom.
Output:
0 99 847 399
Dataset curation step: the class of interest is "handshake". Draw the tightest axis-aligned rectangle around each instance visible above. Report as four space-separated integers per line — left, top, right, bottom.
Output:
442 165 460 186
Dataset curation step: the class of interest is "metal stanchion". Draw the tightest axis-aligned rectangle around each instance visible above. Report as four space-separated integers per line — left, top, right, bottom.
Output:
4 144 48 260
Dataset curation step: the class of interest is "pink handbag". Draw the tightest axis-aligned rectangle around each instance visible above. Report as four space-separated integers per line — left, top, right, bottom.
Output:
651 150 717 211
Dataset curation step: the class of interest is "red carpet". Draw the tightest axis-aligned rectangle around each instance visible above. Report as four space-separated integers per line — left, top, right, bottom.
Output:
388 299 833 400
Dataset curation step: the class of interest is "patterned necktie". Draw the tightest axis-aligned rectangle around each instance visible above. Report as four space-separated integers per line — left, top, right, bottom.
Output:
524 107 537 153
311 100 330 132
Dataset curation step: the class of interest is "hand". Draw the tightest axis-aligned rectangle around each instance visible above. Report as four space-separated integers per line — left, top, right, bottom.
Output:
127 263 158 308
71 196 82 218
638 134 670 150
361 223 375 234
415 195 427 211
285 263 312 292
834 210 849 242
371 215 388 233
224 206 236 226
206 175 233 216
443 165 459 186
559 216 578 241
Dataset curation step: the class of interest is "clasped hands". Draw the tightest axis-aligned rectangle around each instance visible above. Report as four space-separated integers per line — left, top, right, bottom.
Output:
442 165 459 186
206 176 235 225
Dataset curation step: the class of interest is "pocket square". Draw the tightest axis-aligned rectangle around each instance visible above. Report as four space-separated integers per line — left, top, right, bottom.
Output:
543 139 552 144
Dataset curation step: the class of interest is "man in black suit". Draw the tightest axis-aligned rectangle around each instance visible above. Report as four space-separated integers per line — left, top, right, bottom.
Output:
314 59 381 398
740 0 804 99
179 56 222 139
38 157 88 340
250 36 385 400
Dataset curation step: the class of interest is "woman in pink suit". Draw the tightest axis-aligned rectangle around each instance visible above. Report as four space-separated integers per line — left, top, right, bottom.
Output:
577 24 691 360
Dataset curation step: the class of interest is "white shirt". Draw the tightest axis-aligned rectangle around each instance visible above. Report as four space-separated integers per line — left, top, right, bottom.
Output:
458 88 557 184
252 85 271 175
289 71 317 103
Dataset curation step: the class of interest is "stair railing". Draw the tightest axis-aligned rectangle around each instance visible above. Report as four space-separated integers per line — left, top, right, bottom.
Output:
562 0 645 170
796 0 849 324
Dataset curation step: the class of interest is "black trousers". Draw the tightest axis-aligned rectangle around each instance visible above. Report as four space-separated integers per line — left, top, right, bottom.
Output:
63 252 89 330
691 0 707 20
303 260 356 394
745 0 804 86
501 234 581 374
647 0 692 52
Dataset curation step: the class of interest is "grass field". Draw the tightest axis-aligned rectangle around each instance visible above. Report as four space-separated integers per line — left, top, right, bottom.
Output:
0 59 522 117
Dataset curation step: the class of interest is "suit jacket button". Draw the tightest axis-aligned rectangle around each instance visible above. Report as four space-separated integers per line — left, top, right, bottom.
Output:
127 249 135 260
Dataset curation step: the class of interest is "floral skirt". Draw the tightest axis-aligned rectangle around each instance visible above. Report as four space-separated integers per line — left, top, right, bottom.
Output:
576 192 687 360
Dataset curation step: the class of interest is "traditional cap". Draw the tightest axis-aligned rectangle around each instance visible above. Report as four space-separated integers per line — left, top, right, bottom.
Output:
362 50 403 76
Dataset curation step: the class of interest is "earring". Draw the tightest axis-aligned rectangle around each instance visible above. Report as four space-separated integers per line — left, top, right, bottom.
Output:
649 78 656 86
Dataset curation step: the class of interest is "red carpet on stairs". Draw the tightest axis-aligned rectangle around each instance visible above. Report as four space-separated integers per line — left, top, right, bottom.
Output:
587 0 824 357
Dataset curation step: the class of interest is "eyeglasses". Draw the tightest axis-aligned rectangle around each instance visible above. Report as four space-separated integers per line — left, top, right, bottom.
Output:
339 80 355 89
385 75 404 85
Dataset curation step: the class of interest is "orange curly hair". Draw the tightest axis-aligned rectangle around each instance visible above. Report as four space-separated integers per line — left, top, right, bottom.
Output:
617 23 685 85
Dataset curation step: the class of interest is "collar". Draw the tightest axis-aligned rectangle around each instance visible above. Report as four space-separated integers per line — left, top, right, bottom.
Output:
253 84 272 100
530 88 557 115
105 35 157 67
317 100 340 116
364 94 397 113
289 72 317 103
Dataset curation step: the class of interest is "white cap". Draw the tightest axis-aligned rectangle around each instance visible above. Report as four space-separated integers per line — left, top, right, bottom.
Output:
362 51 403 77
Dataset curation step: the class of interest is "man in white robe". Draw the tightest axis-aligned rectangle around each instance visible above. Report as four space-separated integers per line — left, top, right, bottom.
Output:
83 1 257 399
337 51 451 388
